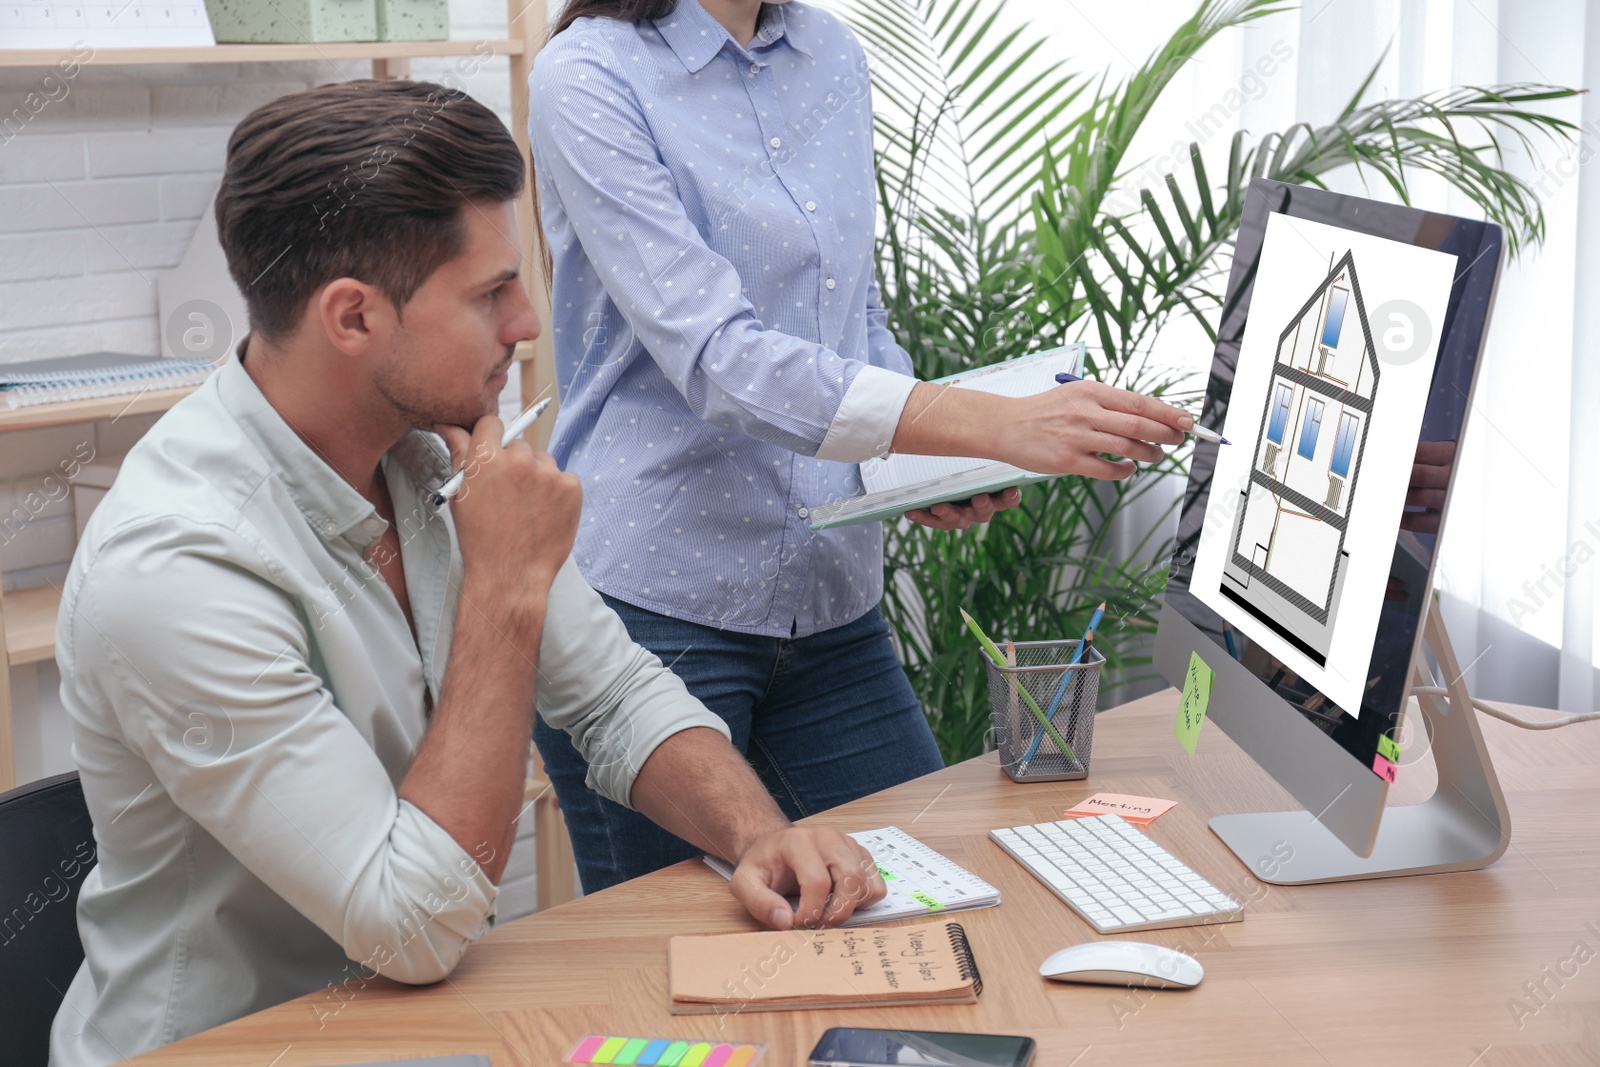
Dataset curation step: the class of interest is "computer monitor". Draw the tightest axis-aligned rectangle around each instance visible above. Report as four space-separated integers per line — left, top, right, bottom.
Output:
1154 178 1511 884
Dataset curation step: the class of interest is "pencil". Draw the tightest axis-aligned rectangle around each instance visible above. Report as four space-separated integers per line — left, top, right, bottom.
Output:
960 609 1076 761
1020 602 1104 769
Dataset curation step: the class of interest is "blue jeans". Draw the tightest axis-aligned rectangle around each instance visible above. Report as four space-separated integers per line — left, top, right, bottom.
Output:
534 596 946 893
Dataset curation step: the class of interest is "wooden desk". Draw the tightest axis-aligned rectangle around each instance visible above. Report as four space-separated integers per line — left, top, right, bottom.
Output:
130 690 1600 1066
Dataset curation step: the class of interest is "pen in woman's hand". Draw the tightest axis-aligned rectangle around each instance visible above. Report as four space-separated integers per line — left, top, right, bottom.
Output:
1054 372 1229 445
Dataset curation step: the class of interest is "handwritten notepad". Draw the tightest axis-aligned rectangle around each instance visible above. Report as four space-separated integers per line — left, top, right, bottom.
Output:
668 921 983 1014
703 827 1000 926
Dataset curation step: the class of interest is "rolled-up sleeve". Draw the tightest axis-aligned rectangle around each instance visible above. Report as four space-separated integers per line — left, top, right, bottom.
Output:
73 522 495 986
531 41 878 457
534 557 730 806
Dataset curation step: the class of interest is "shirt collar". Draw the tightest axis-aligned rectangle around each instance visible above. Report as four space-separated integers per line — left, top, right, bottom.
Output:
215 349 453 550
655 0 811 74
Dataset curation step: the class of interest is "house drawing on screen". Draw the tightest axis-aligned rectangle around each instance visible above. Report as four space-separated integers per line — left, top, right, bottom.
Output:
1221 250 1379 666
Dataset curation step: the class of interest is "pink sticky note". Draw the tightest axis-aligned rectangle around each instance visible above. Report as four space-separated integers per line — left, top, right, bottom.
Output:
1064 793 1179 825
1372 753 1397 783
702 1045 735 1067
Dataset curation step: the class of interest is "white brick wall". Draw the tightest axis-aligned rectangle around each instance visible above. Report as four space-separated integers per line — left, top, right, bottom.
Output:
0 0 560 920
0 0 527 367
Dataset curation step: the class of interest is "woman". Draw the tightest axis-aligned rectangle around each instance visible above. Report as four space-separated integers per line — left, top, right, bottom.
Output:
528 0 1193 891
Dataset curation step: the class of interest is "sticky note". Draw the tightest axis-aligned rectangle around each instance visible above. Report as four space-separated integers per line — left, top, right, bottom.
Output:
911 890 944 910
1377 734 1401 762
616 1038 650 1065
1372 753 1397 783
569 1037 765 1066
1065 793 1180 825
1175 650 1214 755
591 1037 630 1064
876 863 898 881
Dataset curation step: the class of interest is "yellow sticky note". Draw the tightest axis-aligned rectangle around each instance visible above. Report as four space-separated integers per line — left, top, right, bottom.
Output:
1175 650 1213 755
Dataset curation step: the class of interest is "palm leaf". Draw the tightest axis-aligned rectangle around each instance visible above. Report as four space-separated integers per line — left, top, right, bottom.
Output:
851 0 1578 763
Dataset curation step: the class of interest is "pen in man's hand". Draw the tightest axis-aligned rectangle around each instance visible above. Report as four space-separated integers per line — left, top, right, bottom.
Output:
430 396 553 507
1054 371 1229 445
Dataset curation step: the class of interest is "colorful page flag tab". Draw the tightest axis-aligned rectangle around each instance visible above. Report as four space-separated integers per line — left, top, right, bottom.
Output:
1175 650 1214 756
1377 734 1401 763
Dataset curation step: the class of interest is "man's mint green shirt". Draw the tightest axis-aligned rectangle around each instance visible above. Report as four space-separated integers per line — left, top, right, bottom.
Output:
49 354 727 1066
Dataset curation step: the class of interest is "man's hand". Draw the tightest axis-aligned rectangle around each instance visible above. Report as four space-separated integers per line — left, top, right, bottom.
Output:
628 729 888 930
905 487 1022 531
435 415 582 605
890 379 1192 482
400 417 581 881
728 826 887 930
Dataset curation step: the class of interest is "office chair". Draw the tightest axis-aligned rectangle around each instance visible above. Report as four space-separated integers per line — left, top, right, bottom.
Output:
0 771 95 1067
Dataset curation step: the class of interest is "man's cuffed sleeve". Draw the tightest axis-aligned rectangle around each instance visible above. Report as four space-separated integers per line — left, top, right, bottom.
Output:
533 557 730 806
70 522 496 986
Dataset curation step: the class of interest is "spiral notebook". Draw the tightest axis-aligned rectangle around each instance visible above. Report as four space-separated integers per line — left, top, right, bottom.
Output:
0 352 214 409
668 921 983 1014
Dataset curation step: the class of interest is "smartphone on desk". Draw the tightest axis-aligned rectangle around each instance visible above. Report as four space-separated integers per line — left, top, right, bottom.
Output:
808 1027 1035 1067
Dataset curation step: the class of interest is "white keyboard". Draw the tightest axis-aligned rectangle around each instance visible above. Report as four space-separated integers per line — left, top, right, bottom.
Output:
990 815 1244 933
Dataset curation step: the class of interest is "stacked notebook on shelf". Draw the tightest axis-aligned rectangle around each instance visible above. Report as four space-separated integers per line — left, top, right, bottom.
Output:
807 342 1088 530
0 353 216 410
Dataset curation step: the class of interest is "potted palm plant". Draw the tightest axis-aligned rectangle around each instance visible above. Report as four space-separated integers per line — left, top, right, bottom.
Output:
848 0 1578 762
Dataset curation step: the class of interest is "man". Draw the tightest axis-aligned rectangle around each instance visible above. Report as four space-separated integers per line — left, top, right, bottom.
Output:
49 80 881 1067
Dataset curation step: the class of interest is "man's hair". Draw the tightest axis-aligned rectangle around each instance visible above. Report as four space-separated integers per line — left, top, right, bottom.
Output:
215 80 525 341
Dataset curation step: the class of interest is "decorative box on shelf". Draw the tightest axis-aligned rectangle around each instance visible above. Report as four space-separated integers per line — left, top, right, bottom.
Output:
376 0 448 41
203 0 376 43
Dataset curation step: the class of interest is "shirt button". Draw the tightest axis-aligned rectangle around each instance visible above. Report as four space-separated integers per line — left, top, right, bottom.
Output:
322 521 338 536
825 278 836 290
770 136 782 149
750 63 760 74
805 200 817 211
797 507 810 518
362 517 384 535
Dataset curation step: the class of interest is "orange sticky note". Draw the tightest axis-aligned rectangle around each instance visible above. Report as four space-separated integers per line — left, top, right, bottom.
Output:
1064 793 1179 825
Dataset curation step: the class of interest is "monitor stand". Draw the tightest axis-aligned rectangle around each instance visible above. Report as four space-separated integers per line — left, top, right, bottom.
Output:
1209 599 1511 884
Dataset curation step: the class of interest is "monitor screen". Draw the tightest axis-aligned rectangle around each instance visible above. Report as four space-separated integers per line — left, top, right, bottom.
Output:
1163 178 1502 777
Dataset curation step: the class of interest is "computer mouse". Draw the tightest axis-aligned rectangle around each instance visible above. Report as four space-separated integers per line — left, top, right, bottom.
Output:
1040 941 1204 988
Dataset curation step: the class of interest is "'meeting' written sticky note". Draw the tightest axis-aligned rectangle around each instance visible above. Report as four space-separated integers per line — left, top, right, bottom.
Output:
1064 793 1179 826
1175 650 1214 756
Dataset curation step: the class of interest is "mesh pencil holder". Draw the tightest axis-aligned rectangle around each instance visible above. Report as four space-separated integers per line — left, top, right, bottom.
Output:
985 639 1105 783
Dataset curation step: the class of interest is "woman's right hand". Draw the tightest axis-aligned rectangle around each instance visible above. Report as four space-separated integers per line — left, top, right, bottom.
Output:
891 377 1192 480
1000 379 1192 480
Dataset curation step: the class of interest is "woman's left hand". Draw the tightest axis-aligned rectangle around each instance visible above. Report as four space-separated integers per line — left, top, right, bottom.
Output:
904 487 1023 531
